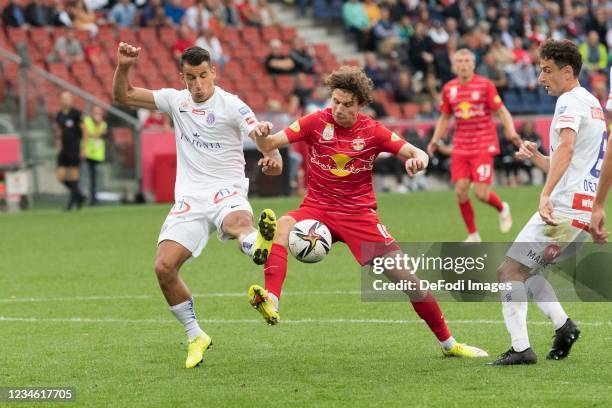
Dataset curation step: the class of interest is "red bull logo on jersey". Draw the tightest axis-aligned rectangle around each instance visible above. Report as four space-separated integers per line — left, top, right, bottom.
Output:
310 148 375 177
471 91 480 100
455 101 485 120
352 137 365 151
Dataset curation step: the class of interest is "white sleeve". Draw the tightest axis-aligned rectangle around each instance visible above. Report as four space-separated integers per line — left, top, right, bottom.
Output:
231 95 258 136
607 66 612 112
153 88 178 114
553 95 582 134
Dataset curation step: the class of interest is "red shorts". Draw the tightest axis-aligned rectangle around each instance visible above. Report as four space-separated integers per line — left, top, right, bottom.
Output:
286 205 400 265
450 154 494 184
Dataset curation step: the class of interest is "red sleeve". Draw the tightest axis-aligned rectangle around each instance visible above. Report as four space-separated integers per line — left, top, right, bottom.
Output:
284 112 318 144
487 80 503 111
439 83 452 115
374 125 407 155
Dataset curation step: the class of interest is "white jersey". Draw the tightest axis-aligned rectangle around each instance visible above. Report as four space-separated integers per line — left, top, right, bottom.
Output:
549 86 607 223
607 66 612 112
153 86 258 199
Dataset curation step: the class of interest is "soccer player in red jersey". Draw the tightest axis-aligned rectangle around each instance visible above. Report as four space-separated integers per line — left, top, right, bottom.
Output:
427 49 521 242
248 66 488 357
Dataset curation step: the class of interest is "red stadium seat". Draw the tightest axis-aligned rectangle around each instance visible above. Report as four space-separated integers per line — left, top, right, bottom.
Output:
74 30 89 44
29 27 51 53
7 28 28 49
158 27 178 48
261 26 279 42
274 75 295 94
401 103 419 119
117 27 137 45
280 27 297 42
97 26 116 45
240 26 260 42
137 28 157 46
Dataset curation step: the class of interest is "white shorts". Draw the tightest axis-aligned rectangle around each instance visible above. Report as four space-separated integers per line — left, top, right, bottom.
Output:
157 183 253 258
506 212 590 271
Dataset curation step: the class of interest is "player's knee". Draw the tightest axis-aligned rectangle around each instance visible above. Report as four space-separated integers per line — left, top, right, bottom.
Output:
221 211 251 237
155 258 178 284
474 186 489 202
275 216 296 247
497 259 524 282
454 185 469 201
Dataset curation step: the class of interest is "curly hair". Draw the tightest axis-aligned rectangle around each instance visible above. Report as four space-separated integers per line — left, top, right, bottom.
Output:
539 39 582 78
325 66 373 105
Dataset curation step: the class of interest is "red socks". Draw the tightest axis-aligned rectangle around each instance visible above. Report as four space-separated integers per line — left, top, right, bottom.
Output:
264 243 288 299
486 191 504 212
458 200 477 234
410 292 452 342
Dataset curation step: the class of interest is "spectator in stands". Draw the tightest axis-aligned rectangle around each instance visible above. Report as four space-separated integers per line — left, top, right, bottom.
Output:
164 0 186 26
289 37 315 74
363 51 387 89
2 0 28 28
49 0 71 26
488 35 514 67
265 39 296 75
83 0 107 12
220 0 240 27
257 0 278 26
580 30 608 76
392 69 414 103
416 99 437 120
494 16 514 49
497 126 519 187
386 50 402 86
458 5 477 34
172 23 196 60
363 0 380 24
24 0 52 27
422 70 441 106
373 7 397 56
394 14 413 45
238 0 262 26
304 86 328 114
84 38 103 65
195 28 227 68
477 52 508 97
48 27 84 65
508 54 537 92
142 110 172 130
444 17 460 45
69 0 98 37
83 105 108 206
363 91 388 119
186 0 210 31
343 0 370 51
292 72 314 108
429 18 449 52
55 91 86 211
585 8 608 44
510 36 531 64
408 22 434 75
144 2 173 28
109 0 136 27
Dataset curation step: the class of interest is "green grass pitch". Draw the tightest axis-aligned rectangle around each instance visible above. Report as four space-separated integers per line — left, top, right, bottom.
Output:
1 186 611 407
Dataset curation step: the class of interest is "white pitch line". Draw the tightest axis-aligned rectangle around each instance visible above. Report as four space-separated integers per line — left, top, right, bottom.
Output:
0 291 362 303
0 316 610 326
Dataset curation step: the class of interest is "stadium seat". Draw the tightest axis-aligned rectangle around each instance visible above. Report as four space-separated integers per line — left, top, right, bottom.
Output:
97 26 116 45
137 28 157 46
502 89 521 113
117 28 137 45
280 27 297 43
7 28 27 50
29 27 52 53
159 28 178 48
261 26 280 42
401 103 420 119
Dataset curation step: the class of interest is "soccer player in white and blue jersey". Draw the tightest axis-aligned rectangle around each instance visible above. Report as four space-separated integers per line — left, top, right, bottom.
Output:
488 40 607 365
112 43 282 368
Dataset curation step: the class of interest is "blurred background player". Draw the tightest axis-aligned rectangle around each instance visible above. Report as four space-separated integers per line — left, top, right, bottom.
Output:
427 49 520 242
488 40 606 366
249 66 487 358
111 43 283 369
590 65 612 244
55 91 86 211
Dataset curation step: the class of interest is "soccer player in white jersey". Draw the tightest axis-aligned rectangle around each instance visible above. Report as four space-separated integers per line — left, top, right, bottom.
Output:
590 65 612 243
487 40 608 365
112 43 283 368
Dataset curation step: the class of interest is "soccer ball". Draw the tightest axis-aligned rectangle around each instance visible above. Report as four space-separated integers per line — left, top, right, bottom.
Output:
288 219 332 263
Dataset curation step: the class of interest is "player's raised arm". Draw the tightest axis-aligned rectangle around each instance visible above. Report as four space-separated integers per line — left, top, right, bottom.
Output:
111 42 157 110
250 125 290 153
494 105 521 146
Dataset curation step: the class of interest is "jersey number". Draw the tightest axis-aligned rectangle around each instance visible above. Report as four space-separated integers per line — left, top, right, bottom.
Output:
590 131 608 178
476 164 491 180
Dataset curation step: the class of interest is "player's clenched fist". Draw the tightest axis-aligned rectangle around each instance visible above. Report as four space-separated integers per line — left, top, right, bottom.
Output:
117 42 141 68
405 158 426 176
254 121 273 138
258 156 282 176
515 140 538 161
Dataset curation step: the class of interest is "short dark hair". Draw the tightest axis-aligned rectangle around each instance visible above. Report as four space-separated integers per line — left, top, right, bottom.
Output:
539 39 582 78
180 47 211 68
325 66 373 105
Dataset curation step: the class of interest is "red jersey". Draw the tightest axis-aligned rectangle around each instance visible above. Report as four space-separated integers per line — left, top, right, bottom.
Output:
439 74 504 156
284 108 407 213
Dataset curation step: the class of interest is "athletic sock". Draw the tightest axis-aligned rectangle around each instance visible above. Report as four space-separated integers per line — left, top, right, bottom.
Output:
486 191 504 212
525 275 568 330
264 243 288 300
240 230 257 257
501 281 530 352
410 292 452 343
458 200 477 234
169 298 204 341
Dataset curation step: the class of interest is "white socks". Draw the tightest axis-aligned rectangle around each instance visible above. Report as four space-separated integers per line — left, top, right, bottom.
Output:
240 231 257 258
170 298 204 341
440 336 457 350
525 275 568 330
501 281 530 352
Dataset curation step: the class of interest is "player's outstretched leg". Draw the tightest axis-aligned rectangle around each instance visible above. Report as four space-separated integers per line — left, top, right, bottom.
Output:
253 209 277 265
